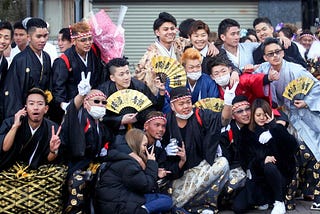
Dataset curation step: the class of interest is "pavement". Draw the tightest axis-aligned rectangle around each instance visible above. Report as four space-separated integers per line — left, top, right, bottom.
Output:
219 199 320 213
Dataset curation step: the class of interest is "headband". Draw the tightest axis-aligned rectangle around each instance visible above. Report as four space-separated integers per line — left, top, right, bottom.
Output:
145 116 167 125
232 101 250 111
299 34 316 40
69 25 92 39
170 95 192 103
85 93 107 100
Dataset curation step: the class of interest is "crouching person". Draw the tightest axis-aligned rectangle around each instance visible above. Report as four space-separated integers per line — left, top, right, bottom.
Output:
0 88 66 213
94 128 173 214
162 85 236 213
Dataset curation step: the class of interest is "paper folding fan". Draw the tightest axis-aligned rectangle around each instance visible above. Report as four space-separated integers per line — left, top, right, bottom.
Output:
194 98 224 112
151 56 187 88
106 89 153 114
282 76 315 100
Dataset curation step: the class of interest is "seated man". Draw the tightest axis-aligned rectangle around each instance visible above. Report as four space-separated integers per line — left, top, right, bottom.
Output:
0 88 61 170
98 57 165 135
61 72 112 213
161 85 236 213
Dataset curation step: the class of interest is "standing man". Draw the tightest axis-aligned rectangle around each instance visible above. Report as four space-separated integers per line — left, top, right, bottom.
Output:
0 21 13 124
253 17 307 68
7 20 28 66
3 18 52 120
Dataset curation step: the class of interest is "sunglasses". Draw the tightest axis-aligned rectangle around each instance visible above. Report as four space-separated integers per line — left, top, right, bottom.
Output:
90 99 107 105
265 49 283 58
233 106 251 115
78 36 93 43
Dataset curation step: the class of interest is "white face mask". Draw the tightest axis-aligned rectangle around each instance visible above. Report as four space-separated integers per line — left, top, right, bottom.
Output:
187 71 202 81
214 74 230 87
175 111 194 120
88 106 106 120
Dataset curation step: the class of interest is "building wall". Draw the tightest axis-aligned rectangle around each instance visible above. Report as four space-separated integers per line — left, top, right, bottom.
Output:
258 0 302 28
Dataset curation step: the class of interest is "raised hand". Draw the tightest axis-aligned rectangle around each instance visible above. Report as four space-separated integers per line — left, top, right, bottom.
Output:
224 81 239 105
13 107 27 127
49 125 61 154
78 72 92 96
146 144 155 161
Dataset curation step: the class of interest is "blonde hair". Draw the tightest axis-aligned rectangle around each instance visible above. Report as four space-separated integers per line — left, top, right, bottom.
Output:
180 48 202 66
70 21 91 37
125 129 147 162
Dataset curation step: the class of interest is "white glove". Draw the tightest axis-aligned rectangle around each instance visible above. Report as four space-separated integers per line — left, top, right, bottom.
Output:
78 72 91 96
259 130 272 144
165 141 179 156
60 102 70 112
224 81 239 106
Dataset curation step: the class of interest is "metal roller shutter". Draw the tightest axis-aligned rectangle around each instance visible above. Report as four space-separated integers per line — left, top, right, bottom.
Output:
92 2 258 66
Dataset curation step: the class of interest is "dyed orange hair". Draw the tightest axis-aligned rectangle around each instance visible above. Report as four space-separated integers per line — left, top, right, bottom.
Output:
180 48 202 66
70 21 91 37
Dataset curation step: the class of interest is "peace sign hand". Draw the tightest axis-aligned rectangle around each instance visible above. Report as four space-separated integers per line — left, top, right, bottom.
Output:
49 125 61 153
146 145 155 161
78 72 92 96
224 81 239 105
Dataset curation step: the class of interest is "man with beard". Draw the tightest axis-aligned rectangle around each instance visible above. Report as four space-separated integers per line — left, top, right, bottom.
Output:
3 18 52 120
0 88 61 170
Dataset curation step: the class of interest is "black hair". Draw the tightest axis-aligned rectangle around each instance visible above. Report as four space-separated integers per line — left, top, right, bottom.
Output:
279 26 294 39
261 37 283 53
218 18 240 39
253 17 272 28
26 18 47 33
13 20 26 31
179 18 195 38
0 21 13 39
26 88 48 105
206 55 231 75
153 12 177 31
107 57 129 75
59 27 71 42
232 95 249 105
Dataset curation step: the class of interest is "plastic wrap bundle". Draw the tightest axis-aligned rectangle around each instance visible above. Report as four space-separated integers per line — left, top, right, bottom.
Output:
88 6 127 63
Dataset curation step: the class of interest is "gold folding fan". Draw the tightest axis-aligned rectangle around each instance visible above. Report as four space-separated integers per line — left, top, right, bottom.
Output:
106 89 153 114
282 76 315 100
194 98 224 112
151 56 187 88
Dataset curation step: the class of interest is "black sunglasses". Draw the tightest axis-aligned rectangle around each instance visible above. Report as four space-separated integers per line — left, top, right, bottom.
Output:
233 106 251 115
91 99 107 105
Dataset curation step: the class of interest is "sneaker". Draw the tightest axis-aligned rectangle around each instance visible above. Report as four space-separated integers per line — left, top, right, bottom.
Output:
311 202 320 210
201 209 214 214
271 201 286 214
257 204 269 210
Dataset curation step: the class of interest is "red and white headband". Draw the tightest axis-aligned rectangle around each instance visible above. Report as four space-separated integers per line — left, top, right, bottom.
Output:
170 95 192 103
85 93 107 100
69 25 92 39
232 101 250 112
299 34 317 40
145 116 167 124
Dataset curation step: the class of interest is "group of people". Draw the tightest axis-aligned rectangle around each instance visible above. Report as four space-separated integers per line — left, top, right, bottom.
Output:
0 10 319 214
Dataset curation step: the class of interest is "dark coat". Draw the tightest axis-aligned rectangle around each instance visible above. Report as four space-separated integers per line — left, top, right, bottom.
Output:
162 108 222 178
3 46 52 119
52 45 103 104
0 57 8 123
94 149 157 214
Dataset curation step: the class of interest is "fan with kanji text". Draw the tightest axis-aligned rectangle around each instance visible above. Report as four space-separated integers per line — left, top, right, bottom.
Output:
151 56 187 88
282 76 314 100
194 98 224 112
106 89 153 114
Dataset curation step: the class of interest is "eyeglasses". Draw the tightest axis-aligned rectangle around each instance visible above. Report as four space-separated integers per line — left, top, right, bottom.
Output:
90 99 107 105
233 106 251 115
78 36 93 43
265 49 283 58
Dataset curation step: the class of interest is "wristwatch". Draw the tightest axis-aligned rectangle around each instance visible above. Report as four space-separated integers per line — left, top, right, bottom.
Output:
50 149 59 155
